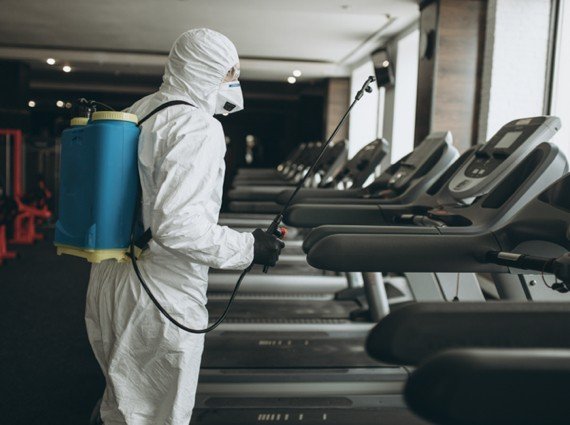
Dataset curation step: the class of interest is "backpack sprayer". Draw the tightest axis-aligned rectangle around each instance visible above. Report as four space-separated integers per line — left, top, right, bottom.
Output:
55 77 376 333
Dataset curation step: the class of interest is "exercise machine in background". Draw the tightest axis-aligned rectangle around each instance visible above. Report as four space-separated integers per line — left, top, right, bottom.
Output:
0 129 52 259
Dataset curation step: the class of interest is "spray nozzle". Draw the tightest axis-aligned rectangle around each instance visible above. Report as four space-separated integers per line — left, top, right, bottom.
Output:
75 98 115 119
355 76 376 100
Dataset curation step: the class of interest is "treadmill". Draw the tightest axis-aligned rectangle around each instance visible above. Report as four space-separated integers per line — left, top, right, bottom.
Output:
277 131 457 207
298 116 566 352
361 170 570 359
187 117 565 425
210 138 392 294
220 142 327 230
224 132 455 233
217 140 349 230
233 142 323 186
208 132 458 296
219 140 348 235
287 116 563 229
361 173 570 425
228 140 348 200
208 132 459 303
233 142 309 182
205 115 565 367
226 138 389 215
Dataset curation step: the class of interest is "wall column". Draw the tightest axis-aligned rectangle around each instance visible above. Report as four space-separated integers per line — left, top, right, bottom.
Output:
323 78 350 143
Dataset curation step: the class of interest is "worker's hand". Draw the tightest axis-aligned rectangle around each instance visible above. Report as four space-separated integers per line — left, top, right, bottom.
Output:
251 228 285 267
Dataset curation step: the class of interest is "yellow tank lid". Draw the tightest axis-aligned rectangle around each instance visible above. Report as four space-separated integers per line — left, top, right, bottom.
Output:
91 111 138 124
70 117 89 126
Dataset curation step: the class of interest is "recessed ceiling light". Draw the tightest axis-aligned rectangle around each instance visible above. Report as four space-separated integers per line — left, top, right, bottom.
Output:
28 100 36 108
292 70 302 77
62 65 72 73
56 100 64 108
287 76 297 84
65 102 72 109
46 58 56 65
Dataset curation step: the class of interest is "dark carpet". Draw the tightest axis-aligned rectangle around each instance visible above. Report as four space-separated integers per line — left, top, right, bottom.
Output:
0 231 104 425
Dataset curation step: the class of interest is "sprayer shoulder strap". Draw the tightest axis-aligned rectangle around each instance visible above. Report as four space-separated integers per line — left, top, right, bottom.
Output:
137 100 196 127
134 100 195 250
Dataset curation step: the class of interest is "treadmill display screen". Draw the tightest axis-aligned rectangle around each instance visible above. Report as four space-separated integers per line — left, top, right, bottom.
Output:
495 131 523 149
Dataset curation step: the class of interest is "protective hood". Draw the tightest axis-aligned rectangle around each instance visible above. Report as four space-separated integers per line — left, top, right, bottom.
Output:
159 28 239 115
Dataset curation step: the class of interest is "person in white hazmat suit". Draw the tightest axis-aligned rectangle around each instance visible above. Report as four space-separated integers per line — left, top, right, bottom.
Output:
85 28 284 425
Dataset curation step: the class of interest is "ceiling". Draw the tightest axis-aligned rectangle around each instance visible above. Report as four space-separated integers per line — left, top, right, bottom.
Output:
0 0 419 81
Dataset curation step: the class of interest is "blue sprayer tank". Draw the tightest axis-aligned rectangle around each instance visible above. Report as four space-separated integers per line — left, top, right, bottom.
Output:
55 111 141 262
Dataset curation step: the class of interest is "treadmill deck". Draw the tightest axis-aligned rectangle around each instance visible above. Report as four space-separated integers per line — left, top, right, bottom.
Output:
203 326 383 368
193 369 428 425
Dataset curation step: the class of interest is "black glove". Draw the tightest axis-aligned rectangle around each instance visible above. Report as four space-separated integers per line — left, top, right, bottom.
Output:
252 228 285 267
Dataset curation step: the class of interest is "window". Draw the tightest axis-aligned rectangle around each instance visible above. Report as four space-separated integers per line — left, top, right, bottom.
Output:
481 0 551 140
390 29 419 162
550 0 570 159
348 60 379 157
377 86 385 140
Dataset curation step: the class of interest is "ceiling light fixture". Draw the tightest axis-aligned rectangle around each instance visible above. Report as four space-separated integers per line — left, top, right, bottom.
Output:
382 60 390 68
28 100 36 108
56 100 64 108
46 58 56 65
62 65 72 73
287 76 296 84
292 70 302 77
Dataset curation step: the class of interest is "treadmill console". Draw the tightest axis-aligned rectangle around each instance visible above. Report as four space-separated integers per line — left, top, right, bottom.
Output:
334 138 389 188
387 131 453 192
447 116 560 202
365 131 455 198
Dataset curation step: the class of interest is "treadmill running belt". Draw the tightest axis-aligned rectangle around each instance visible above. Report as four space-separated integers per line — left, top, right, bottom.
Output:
210 264 328 276
191 407 430 425
202 331 383 368
206 283 405 319
206 299 359 319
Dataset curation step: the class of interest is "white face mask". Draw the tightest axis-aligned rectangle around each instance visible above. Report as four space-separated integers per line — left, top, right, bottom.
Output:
215 81 244 115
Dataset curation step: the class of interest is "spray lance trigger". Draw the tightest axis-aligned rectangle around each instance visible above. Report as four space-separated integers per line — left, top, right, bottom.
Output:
262 214 286 273
275 226 288 239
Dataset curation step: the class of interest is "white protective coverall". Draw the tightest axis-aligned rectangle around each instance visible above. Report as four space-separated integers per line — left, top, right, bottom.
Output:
85 28 255 425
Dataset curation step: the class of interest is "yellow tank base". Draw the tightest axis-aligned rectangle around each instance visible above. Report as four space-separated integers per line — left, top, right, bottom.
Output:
55 244 130 263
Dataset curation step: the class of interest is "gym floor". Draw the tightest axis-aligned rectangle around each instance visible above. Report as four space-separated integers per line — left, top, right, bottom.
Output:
0 230 103 425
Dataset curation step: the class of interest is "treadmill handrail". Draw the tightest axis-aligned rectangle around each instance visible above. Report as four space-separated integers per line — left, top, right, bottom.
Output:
366 301 570 366
305 231 503 272
405 348 570 425
284 203 387 228
302 224 439 253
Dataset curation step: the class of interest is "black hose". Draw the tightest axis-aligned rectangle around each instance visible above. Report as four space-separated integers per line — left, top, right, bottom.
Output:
129 242 251 334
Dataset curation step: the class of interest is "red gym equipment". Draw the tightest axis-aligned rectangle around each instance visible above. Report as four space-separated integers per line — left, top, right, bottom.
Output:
0 225 16 266
0 129 52 265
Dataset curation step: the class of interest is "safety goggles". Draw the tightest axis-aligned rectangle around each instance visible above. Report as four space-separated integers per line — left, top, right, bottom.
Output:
224 64 241 82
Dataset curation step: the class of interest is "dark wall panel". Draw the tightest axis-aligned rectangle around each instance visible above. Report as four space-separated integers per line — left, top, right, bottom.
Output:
415 1 438 146
0 61 31 129
415 0 487 152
